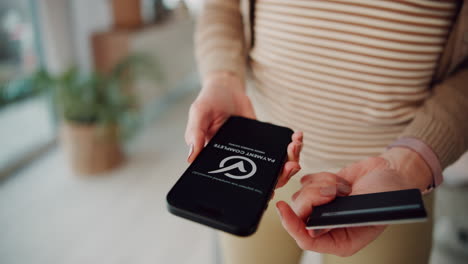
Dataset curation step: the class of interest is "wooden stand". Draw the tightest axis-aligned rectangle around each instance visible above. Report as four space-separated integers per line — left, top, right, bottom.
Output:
111 0 143 29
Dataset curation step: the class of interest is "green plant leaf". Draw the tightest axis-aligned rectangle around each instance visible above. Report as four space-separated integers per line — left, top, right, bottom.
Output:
29 53 163 140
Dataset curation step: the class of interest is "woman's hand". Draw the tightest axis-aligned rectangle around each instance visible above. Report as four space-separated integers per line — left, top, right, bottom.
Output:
185 71 303 188
276 147 433 257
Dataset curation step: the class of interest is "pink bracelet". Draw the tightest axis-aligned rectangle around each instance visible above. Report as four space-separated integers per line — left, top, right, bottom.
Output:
387 137 443 194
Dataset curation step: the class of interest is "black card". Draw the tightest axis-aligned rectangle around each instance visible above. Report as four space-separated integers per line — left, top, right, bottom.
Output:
306 189 427 229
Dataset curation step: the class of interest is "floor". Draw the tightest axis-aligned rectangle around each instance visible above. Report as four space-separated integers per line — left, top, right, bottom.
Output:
431 185 468 264
0 93 215 264
0 97 55 174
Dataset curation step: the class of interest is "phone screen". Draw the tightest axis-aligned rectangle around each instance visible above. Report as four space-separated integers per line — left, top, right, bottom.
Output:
167 116 293 236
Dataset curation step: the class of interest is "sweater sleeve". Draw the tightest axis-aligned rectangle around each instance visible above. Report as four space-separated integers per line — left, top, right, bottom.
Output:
400 66 468 169
195 0 246 82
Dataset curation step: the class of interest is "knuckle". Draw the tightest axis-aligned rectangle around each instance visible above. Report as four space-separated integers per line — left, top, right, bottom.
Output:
337 246 358 257
319 172 337 181
337 167 349 177
366 156 388 168
189 100 209 114
297 243 307 251
300 174 313 184
300 186 317 196
291 191 300 201
301 172 337 187
301 187 320 201
296 240 309 251
317 173 337 186
367 156 383 164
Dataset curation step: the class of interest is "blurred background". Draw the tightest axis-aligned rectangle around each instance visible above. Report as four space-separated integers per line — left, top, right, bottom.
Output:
0 0 213 263
0 0 466 264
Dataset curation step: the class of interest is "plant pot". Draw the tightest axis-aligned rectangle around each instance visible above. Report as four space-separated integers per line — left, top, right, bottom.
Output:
61 122 124 174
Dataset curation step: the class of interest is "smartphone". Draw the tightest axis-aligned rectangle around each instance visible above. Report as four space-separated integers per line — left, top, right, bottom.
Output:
167 116 293 236
306 189 427 230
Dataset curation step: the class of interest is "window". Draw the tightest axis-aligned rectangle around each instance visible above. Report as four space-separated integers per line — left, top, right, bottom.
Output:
0 0 55 176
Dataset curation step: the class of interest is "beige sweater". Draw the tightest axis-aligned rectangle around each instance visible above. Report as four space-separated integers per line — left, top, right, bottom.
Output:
195 0 468 169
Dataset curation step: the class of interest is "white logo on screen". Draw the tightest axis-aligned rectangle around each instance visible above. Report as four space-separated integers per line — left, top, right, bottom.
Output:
208 155 257 180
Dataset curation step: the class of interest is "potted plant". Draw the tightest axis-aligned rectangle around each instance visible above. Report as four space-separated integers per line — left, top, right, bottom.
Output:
34 55 156 174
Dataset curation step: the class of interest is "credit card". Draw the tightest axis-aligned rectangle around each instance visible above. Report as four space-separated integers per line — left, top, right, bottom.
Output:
306 189 427 230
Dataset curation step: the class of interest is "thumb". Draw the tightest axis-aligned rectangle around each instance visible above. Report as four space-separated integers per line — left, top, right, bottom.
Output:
185 103 211 163
292 185 337 221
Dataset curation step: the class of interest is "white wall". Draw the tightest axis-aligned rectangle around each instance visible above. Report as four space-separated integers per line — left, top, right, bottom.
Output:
37 0 76 74
37 0 112 74
69 0 112 73
184 0 204 16
39 0 202 74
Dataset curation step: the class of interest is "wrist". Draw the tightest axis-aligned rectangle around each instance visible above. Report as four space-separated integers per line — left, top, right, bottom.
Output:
203 71 245 92
379 147 433 192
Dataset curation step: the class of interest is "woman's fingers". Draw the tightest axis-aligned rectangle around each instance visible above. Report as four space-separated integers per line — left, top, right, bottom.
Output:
292 131 303 144
287 132 303 162
185 102 211 163
336 179 352 196
278 200 386 255
277 182 338 251
276 201 319 250
276 131 304 189
300 172 337 186
310 228 331 238
290 172 352 221
292 184 338 221
277 204 341 250
276 161 301 189
300 172 352 196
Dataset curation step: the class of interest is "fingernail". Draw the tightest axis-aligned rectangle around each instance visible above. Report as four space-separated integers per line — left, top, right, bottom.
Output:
291 191 300 201
295 131 304 142
320 186 336 197
313 229 325 237
187 144 194 161
337 177 351 186
337 183 352 194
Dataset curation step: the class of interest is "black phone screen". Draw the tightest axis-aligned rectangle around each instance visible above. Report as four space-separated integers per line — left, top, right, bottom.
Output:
167 116 293 236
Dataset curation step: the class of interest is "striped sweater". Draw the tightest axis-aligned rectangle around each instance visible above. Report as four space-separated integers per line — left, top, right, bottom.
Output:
195 0 468 169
